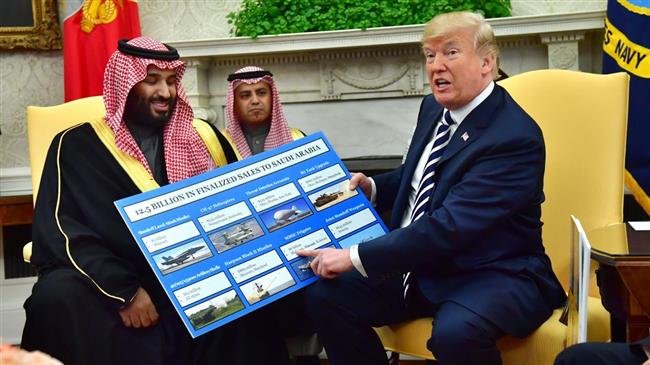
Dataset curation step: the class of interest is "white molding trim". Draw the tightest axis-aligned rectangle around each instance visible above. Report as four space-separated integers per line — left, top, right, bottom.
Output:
168 11 605 57
0 167 32 197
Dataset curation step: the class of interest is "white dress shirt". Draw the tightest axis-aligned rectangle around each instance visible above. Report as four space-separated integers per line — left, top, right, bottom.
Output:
350 82 495 277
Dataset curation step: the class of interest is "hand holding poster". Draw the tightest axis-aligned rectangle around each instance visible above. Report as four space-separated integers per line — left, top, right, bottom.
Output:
115 132 388 337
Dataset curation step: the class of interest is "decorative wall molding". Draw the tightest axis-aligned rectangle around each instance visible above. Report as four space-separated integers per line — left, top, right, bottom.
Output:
0 167 32 197
320 57 424 100
168 11 605 57
498 38 541 48
541 32 586 70
175 10 605 133
213 55 316 67
541 32 587 43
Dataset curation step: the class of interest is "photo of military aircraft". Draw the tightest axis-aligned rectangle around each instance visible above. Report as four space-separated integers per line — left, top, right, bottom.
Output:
209 218 265 253
222 222 255 246
161 246 203 266
153 239 213 275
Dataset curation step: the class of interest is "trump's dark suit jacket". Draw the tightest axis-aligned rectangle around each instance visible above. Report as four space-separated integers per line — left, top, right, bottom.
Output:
359 84 566 337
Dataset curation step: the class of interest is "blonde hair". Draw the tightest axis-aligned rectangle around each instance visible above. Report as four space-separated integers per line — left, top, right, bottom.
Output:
422 11 500 79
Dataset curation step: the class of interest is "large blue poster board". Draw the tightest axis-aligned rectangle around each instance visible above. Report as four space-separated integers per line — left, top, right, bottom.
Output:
114 132 389 338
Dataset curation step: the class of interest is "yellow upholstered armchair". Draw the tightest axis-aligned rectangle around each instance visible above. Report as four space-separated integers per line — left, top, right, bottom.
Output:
23 96 106 262
375 70 629 364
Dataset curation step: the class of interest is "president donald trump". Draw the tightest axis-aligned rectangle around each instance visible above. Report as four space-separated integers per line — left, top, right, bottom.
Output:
299 11 566 365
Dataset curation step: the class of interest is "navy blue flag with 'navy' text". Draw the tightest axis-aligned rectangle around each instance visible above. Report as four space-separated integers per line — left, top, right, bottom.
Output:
603 0 650 214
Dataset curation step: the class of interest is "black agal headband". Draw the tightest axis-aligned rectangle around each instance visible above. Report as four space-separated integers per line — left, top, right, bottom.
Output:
118 39 180 60
227 70 273 81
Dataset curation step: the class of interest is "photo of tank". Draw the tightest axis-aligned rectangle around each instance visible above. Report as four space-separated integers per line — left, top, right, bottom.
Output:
308 179 358 211
185 290 245 330
314 192 340 207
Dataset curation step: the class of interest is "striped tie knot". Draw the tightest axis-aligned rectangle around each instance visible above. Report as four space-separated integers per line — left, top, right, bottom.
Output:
443 110 454 126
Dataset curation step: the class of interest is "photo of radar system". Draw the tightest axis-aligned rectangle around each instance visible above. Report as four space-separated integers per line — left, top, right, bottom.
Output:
259 198 313 232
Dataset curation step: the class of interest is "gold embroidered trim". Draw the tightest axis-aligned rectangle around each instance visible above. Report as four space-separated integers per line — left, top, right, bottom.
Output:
89 118 159 192
56 125 126 303
193 119 228 167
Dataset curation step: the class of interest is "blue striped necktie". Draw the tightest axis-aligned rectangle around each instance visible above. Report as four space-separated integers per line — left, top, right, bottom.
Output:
403 110 454 301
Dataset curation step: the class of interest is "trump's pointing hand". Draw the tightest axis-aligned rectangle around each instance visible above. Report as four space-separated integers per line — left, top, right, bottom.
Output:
297 247 353 279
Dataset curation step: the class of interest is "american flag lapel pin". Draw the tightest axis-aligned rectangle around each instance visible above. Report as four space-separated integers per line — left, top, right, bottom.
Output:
461 132 469 141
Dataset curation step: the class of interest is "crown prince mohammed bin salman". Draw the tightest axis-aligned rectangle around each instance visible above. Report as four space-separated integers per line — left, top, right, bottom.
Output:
21 37 290 365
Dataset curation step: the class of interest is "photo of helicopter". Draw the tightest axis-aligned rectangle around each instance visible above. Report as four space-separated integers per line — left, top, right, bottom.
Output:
209 218 265 253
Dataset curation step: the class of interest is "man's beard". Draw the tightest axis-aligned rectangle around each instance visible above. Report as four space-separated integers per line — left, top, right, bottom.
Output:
123 92 176 128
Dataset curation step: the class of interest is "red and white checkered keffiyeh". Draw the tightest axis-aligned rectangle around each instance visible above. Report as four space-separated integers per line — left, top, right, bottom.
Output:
225 66 293 158
102 37 212 183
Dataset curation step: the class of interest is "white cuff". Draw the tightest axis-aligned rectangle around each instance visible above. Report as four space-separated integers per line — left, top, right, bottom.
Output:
643 345 650 360
349 244 368 278
369 177 377 206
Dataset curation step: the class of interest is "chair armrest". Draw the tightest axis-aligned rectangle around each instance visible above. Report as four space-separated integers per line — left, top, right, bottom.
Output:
23 241 33 263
